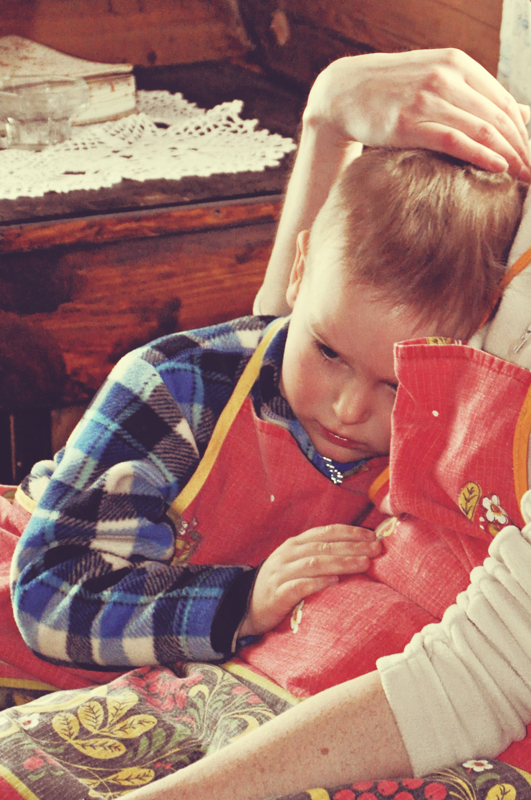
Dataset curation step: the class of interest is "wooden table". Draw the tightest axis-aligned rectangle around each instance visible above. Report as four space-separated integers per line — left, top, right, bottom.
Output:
0 63 304 482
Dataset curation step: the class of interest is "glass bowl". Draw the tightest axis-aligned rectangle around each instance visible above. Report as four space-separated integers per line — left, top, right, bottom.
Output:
0 76 90 149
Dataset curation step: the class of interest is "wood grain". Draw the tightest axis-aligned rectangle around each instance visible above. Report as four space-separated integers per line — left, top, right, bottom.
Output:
0 197 283 253
1 221 275 405
238 0 502 82
288 0 502 73
1 0 248 66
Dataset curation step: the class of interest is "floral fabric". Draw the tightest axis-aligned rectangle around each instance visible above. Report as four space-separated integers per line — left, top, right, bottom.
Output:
0 661 530 800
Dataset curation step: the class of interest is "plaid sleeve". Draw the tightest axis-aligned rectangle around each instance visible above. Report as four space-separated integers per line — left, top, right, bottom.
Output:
11 321 267 668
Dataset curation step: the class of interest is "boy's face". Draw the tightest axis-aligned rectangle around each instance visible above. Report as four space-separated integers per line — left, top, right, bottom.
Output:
281 231 443 463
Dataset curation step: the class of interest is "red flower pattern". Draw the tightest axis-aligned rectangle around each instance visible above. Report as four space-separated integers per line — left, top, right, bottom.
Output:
23 756 44 770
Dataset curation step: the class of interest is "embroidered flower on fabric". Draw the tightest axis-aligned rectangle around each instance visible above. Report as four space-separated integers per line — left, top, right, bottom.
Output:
462 759 493 772
482 495 508 526
172 517 203 564
17 713 41 730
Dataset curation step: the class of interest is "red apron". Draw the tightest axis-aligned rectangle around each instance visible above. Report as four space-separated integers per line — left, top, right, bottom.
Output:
384 338 531 769
242 336 531 773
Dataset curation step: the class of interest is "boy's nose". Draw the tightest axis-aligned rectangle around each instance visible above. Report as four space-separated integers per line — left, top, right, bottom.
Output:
333 383 372 426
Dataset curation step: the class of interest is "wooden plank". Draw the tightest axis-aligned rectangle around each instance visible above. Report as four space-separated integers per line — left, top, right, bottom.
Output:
1 222 275 406
290 0 503 36
0 197 283 253
238 0 502 80
1 0 248 66
287 0 502 73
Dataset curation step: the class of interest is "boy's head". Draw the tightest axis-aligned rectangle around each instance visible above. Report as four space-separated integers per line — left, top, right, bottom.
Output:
281 148 526 463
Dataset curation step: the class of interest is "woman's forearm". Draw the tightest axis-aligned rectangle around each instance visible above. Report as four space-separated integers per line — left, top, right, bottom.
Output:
125 671 411 800
253 118 360 316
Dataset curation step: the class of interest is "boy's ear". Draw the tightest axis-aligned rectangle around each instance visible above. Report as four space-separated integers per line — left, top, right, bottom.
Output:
286 230 310 310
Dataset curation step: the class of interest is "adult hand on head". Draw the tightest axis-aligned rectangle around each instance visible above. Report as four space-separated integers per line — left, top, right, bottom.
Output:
239 524 381 637
255 47 531 316
306 48 531 181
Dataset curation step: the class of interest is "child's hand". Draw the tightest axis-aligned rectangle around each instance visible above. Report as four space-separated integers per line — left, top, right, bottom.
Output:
239 525 381 637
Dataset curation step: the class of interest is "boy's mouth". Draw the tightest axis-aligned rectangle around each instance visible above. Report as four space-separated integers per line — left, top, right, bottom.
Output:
317 423 370 452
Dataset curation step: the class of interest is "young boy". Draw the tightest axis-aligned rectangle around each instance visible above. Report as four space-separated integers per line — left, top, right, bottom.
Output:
9 146 524 676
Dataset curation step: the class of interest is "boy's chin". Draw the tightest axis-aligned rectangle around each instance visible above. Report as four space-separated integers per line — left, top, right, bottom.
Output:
315 440 383 464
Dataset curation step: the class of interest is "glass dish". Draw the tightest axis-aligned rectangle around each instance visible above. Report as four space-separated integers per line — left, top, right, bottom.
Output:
0 76 89 150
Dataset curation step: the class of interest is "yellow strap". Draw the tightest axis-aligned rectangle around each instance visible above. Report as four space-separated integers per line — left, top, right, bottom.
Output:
368 466 390 504
14 485 36 515
222 659 302 705
168 319 286 520
513 381 531 506
500 244 531 292
480 244 531 329
0 677 58 691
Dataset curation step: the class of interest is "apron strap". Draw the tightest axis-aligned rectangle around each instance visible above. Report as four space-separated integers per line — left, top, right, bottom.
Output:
501 244 531 292
169 318 287 518
514 381 531 506
479 244 531 330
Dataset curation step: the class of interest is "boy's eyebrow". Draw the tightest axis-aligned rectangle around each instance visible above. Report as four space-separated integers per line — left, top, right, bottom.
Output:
309 320 399 384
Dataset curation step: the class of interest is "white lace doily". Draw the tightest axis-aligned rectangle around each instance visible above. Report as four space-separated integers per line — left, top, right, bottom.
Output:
0 91 297 201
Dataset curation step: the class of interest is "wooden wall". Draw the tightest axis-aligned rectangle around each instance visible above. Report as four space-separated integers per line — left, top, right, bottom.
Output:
1 0 503 78
0 0 250 66
237 0 504 87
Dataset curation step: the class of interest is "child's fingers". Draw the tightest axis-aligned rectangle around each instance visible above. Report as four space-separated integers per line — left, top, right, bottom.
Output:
240 528 380 636
273 575 341 612
293 523 377 544
282 551 374 582
284 525 381 562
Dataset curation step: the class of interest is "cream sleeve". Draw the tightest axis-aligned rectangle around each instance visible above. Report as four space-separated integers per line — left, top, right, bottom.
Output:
377 517 531 776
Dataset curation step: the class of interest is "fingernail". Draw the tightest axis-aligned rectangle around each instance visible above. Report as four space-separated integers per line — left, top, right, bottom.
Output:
495 157 509 173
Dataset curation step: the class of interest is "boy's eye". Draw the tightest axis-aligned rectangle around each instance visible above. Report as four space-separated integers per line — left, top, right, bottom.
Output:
318 343 339 360
385 382 398 394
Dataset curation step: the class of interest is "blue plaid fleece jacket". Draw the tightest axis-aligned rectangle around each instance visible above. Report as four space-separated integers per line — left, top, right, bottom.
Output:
12 316 358 670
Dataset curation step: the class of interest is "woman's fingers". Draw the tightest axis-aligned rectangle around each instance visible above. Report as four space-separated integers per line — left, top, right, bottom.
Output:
388 66 530 176
455 52 530 162
412 48 529 164
422 76 531 175
409 118 526 178
311 48 530 179
519 103 531 125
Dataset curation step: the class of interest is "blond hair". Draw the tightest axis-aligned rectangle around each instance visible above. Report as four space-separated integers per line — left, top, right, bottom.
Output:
309 148 527 338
